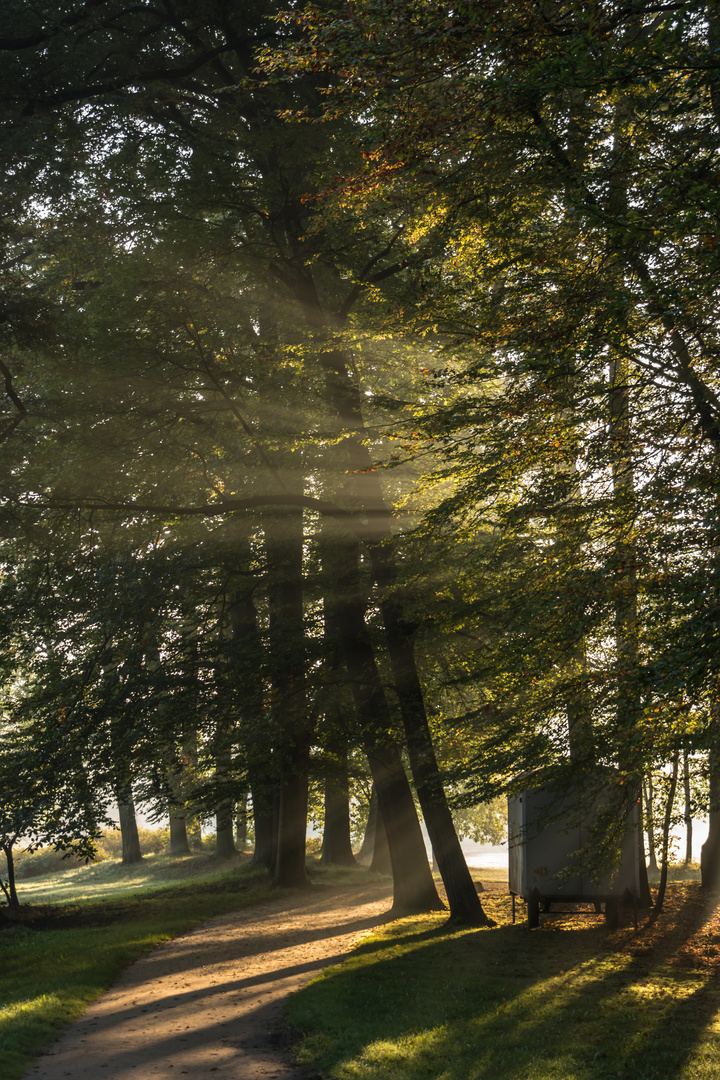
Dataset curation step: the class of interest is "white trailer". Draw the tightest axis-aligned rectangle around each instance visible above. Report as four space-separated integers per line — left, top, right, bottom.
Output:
508 775 642 928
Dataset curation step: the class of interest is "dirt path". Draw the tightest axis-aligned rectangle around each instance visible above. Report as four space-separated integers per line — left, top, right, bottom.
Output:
24 880 394 1080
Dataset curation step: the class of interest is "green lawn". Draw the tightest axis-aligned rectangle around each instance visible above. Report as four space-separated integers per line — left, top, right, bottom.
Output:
0 853 276 1080
287 875 720 1080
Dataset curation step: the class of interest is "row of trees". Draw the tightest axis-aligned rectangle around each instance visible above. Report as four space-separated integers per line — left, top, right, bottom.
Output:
0 0 718 916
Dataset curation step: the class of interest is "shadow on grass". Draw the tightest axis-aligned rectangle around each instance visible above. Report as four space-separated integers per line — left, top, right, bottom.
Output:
289 886 720 1080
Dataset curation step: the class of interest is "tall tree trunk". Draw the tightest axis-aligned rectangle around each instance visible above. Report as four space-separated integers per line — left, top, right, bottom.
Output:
215 797 237 859
169 813 191 856
644 776 659 872
117 788 142 865
266 508 311 889
368 790 392 875
702 747 720 889
321 747 357 866
315 342 490 924
229 561 278 873
236 792 248 850
683 749 693 866
323 530 442 912
609 352 652 906
652 752 680 918
1 842 19 910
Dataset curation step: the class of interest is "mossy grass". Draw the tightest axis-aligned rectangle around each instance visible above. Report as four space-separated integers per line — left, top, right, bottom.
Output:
287 869 720 1080
0 854 280 1080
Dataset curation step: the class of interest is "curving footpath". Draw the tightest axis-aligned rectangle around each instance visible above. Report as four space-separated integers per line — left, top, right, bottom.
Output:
24 880 393 1080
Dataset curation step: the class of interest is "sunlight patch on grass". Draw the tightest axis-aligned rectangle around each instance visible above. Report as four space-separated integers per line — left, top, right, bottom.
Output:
15 852 242 904
287 903 720 1080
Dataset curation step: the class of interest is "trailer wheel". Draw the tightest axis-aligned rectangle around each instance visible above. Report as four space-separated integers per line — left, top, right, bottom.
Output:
528 890 540 929
605 899 619 930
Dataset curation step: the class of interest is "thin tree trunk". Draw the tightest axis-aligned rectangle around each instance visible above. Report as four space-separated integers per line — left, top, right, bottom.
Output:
644 776 659 872
1 842 19 909
236 793 248 850
651 753 680 918
609 352 652 907
229 563 278 873
683 749 693 866
266 509 311 889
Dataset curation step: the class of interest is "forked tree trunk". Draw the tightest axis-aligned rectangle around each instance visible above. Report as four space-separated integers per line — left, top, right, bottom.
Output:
322 532 442 913
316 341 491 925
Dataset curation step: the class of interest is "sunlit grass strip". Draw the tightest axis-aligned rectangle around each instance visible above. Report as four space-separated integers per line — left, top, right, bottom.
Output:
0 871 274 1080
287 900 719 1080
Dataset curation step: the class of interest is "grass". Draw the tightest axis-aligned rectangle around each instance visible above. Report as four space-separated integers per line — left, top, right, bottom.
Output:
0 852 275 1080
287 867 720 1080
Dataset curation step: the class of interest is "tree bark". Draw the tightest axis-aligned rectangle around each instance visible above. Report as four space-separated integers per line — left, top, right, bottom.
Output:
169 813 191 856
321 748 357 866
683 749 693 866
236 793 248 850
229 563 278 873
117 790 142 865
644 776 658 872
323 531 442 913
609 353 652 907
368 790 392 875
1 842 19 909
265 508 312 889
702 748 720 889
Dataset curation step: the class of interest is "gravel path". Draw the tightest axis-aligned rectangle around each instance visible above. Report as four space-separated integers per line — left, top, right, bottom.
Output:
24 880 394 1080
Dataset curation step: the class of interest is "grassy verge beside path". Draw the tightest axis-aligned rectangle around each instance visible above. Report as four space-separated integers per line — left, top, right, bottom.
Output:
0 855 277 1080
287 878 720 1080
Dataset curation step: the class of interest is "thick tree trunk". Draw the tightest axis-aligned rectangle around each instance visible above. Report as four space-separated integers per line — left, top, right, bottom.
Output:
249 779 276 871
323 532 442 913
266 509 312 889
702 749 720 889
117 791 142 865
169 813 191 856
321 749 357 866
313 342 489 923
